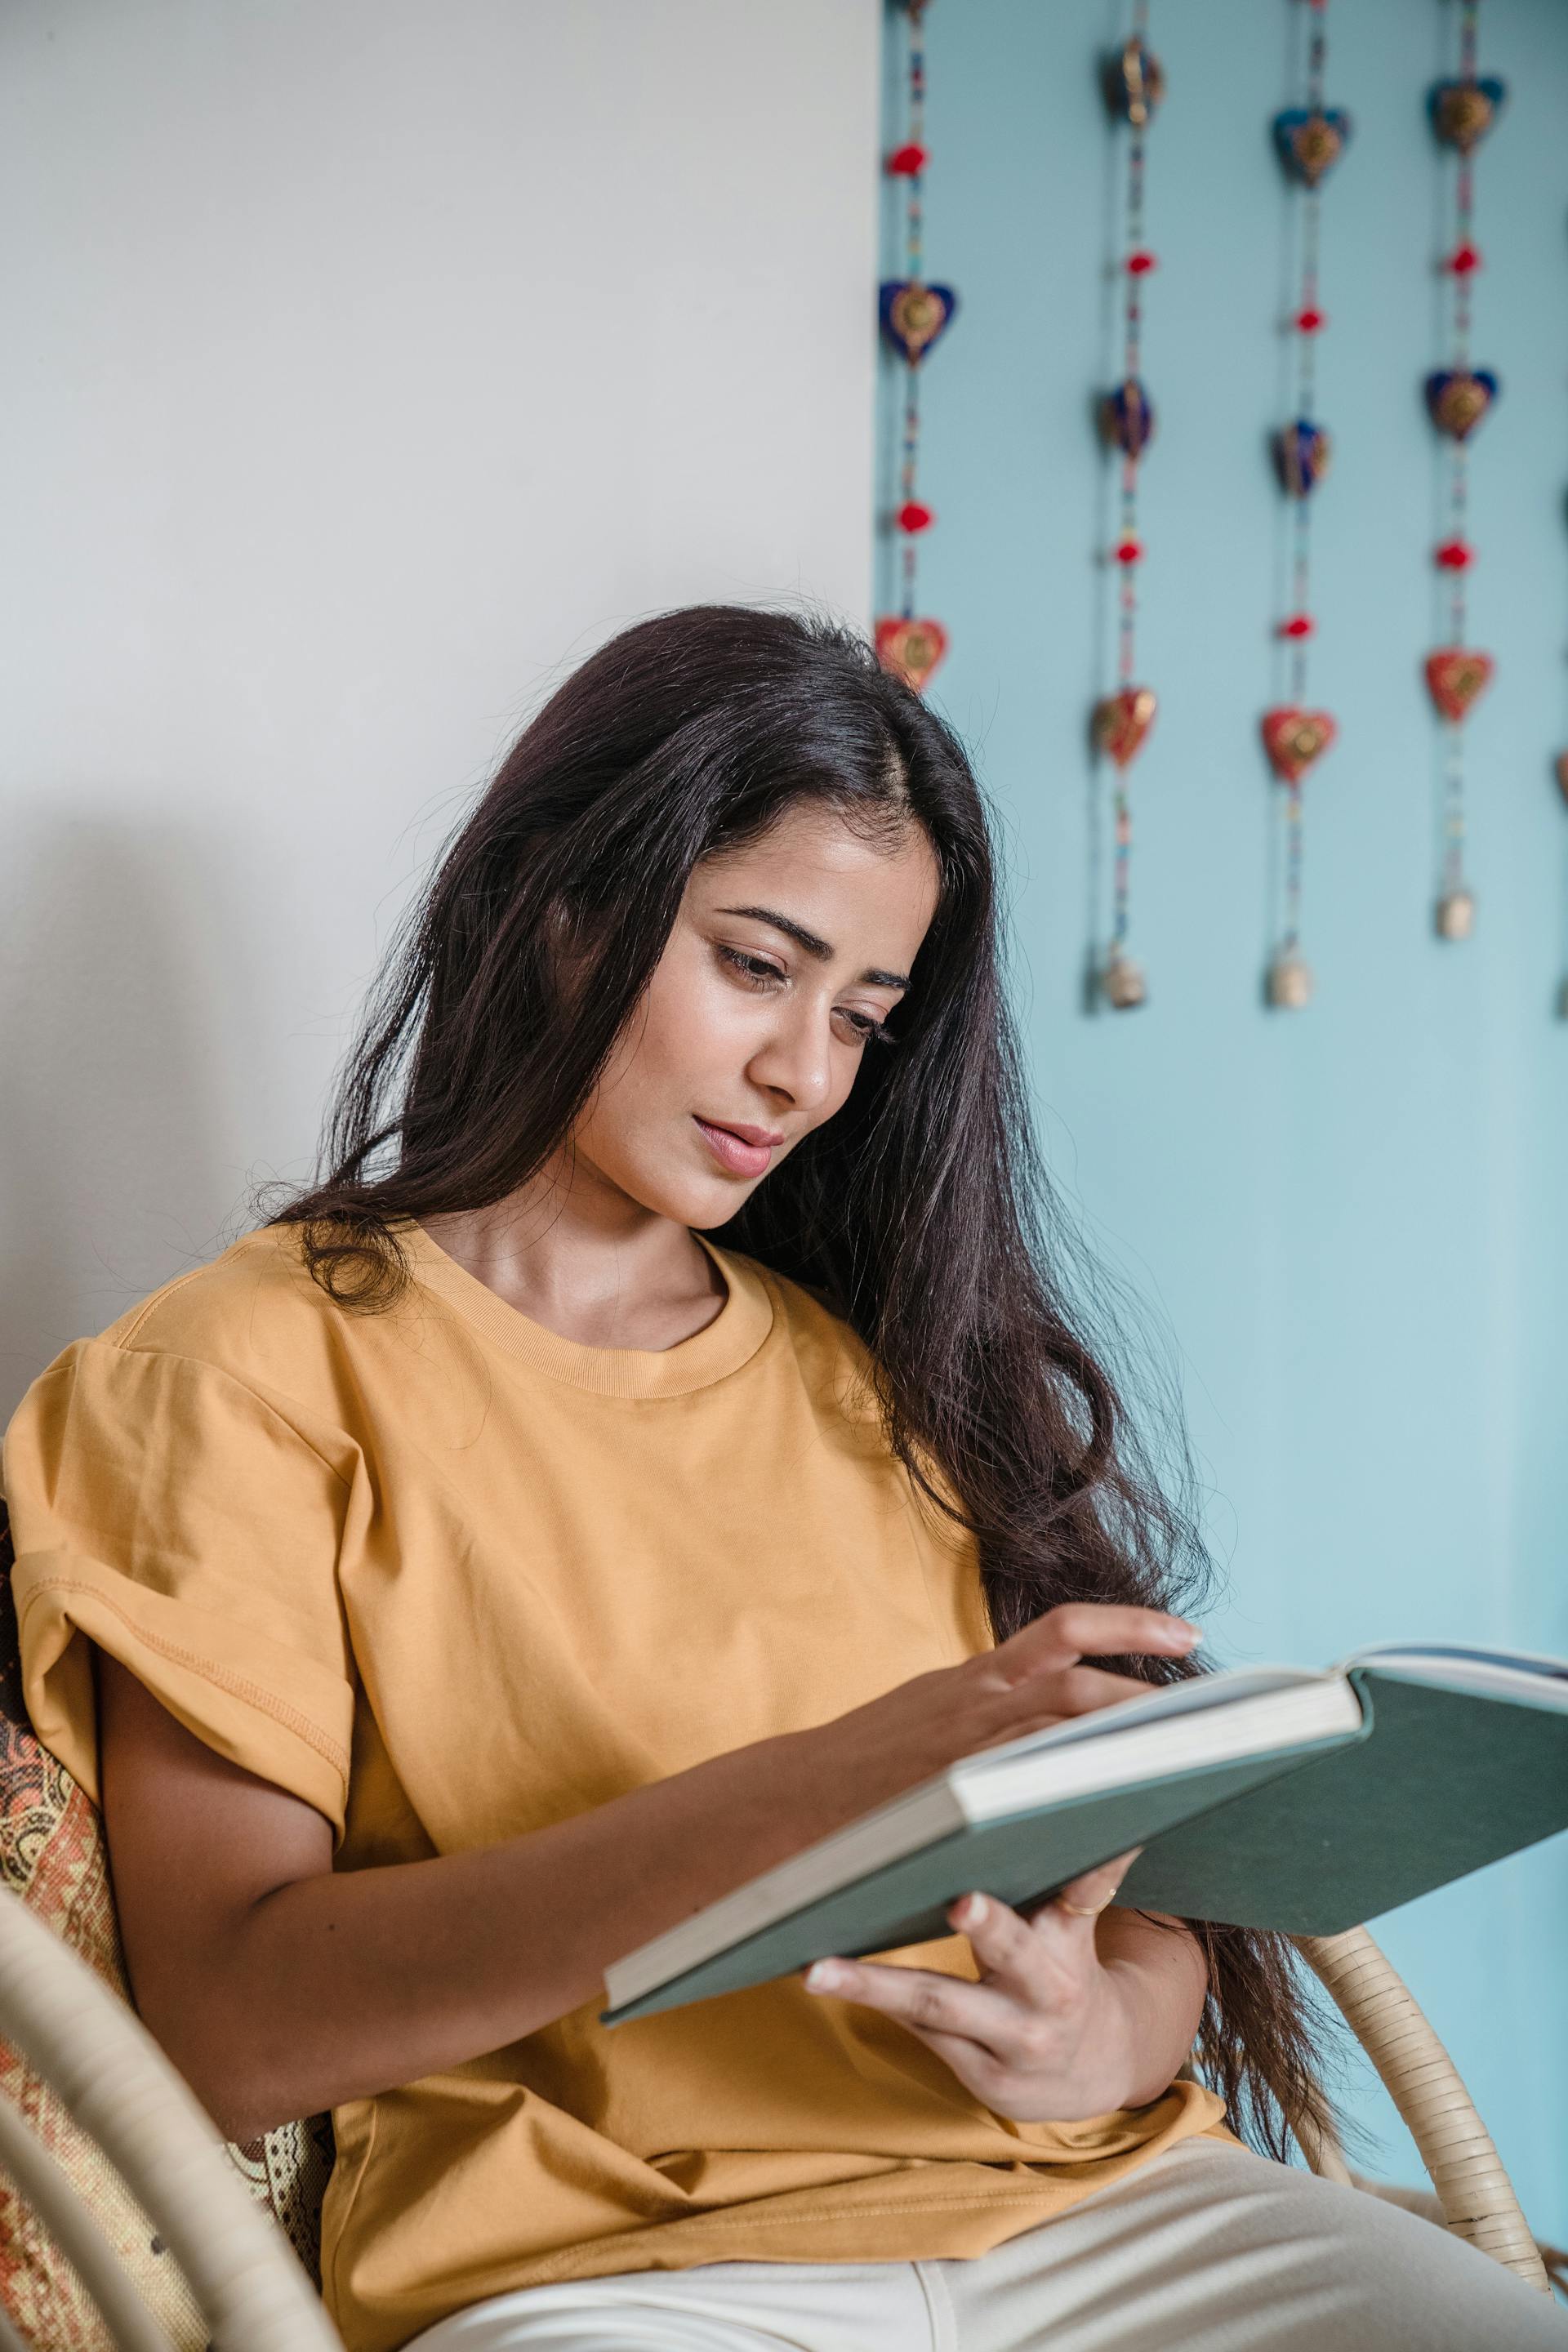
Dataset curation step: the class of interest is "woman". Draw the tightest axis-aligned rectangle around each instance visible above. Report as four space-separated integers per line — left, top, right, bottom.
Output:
2 607 1558 2352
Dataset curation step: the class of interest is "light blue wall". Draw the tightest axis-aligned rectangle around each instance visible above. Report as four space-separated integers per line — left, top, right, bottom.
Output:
879 0 1568 2238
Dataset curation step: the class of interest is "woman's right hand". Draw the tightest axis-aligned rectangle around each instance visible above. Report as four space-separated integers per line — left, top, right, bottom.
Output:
799 1603 1201 1821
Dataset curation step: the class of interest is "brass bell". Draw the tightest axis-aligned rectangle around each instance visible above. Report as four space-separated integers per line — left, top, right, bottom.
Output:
1435 887 1477 941
1267 952 1313 1010
1102 951 1147 1010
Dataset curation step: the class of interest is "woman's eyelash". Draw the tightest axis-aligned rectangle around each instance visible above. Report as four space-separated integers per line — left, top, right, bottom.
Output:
718 947 786 987
715 946 897 1045
852 1014 898 1047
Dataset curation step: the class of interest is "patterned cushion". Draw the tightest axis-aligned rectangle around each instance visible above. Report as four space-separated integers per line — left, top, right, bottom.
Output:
0 1501 334 2347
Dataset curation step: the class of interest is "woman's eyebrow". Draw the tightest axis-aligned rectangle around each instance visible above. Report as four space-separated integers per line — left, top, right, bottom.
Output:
714 905 911 991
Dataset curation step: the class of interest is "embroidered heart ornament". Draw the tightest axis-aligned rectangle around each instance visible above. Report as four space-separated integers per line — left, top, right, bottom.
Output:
1262 706 1337 784
878 281 958 364
875 616 949 693
1102 37 1165 129
1273 107 1352 188
1098 379 1156 458
1275 419 1333 497
1428 77 1507 154
1426 368 1499 442
1425 648 1495 723
1092 687 1158 770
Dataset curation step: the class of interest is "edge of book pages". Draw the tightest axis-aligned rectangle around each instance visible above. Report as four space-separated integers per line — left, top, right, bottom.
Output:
603 1642 1567 2016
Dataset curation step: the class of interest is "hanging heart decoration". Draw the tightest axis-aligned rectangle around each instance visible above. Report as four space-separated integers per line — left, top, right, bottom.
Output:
1425 368 1499 441
1098 378 1157 457
875 616 949 693
1092 16 1168 1016
1274 418 1333 497
875 20 954 693
1102 35 1165 128
1273 106 1352 187
1092 686 1158 770
1424 648 1495 722
1261 705 1338 784
878 280 958 364
1428 76 1508 154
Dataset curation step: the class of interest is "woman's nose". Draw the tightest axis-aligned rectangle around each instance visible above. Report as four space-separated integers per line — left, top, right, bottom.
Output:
747 1002 835 1114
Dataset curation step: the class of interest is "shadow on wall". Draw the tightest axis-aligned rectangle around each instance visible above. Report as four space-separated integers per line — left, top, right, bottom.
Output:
0 813 267 1419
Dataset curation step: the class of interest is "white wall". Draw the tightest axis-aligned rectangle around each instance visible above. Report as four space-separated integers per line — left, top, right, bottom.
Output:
0 0 882 1409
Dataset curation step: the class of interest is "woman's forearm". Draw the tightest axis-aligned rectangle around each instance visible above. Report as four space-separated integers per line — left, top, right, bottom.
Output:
202 1724 861 2141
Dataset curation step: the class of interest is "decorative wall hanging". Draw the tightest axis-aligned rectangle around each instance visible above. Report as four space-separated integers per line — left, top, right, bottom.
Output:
875 0 956 696
1093 3 1165 1011
1426 0 1504 942
1558 752 1568 1018
1262 0 1350 1012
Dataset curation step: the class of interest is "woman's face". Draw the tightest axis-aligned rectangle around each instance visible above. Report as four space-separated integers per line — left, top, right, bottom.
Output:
568 800 942 1229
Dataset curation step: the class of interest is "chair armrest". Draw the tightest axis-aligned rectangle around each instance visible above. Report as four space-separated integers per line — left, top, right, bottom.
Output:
1294 1924 1550 2297
0 1888 343 2350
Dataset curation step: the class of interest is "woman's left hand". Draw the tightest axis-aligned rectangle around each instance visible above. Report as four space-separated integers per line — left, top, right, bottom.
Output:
800 1848 1200 2121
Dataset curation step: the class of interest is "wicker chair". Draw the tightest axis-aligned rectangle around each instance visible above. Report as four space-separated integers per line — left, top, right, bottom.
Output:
0 1888 1559 2351
0 1888 339 2350
1290 1926 1559 2296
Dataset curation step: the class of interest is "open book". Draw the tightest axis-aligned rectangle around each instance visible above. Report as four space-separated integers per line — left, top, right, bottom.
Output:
602 1644 1568 2025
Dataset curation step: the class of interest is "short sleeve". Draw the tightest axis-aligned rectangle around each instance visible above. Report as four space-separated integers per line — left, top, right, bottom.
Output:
1 1338 358 1844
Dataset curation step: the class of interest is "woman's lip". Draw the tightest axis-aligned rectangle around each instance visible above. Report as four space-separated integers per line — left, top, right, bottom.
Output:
693 1116 777 1178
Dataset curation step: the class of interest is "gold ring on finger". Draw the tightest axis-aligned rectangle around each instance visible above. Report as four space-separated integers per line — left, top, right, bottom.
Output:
1054 1886 1119 1918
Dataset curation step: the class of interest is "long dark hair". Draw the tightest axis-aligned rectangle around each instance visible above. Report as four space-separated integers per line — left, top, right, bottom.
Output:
263 603 1341 2159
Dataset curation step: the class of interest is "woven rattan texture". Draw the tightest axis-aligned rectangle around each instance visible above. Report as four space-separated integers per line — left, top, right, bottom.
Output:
0 1503 334 2346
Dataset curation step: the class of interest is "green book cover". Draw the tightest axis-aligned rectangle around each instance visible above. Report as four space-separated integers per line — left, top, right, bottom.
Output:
1119 1666 1568 1933
604 1744 1347 2027
602 1655 1568 2027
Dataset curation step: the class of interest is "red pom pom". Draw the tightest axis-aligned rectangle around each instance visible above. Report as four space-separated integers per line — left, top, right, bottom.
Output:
1436 538 1474 571
897 501 934 533
1114 537 1144 566
1447 240 1481 275
1294 305 1326 334
887 142 929 176
1125 249 1157 275
1280 613 1316 639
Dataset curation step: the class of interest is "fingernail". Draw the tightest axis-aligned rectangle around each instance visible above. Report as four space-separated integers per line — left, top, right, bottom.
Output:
953 1892 987 1929
804 1961 844 1993
1169 1621 1201 1646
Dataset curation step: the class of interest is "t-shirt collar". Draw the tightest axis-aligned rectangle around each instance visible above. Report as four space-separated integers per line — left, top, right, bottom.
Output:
393 1218 776 1399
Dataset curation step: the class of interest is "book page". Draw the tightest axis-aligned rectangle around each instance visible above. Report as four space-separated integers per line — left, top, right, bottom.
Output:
1344 1643 1568 1706
959 1660 1332 1776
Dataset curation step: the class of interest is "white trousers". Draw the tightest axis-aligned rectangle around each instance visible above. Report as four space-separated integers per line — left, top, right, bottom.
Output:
406 2137 1567 2350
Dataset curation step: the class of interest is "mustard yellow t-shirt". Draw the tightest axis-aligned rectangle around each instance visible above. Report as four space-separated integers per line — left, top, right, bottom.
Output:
0 1218 1227 2352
